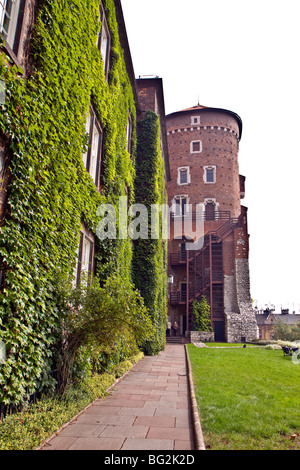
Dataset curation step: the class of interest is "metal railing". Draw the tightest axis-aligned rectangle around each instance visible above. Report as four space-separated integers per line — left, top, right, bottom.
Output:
170 216 242 265
170 210 231 221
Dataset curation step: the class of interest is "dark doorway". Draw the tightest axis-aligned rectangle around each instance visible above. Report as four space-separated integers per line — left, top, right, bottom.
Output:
214 321 225 342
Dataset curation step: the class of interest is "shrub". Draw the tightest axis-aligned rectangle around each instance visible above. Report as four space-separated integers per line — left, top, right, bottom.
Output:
192 296 213 332
53 274 151 395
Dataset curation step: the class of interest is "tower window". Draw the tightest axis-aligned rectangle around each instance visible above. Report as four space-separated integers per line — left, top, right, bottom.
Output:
190 140 202 153
204 166 216 184
191 116 200 125
173 195 189 215
180 169 187 184
177 166 190 185
206 169 214 183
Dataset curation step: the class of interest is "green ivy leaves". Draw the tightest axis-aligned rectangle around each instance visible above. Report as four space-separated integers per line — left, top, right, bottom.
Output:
132 111 168 355
0 0 138 406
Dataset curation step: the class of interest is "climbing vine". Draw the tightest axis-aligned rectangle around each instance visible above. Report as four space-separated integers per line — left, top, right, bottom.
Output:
0 0 139 406
132 111 168 355
192 296 213 332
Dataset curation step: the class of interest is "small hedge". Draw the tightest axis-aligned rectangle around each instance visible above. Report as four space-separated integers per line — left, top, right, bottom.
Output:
0 352 143 450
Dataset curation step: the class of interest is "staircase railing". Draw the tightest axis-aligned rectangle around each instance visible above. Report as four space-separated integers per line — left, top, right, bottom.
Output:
170 216 243 305
188 215 242 260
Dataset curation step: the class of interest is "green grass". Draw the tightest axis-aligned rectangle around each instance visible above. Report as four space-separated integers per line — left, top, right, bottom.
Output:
204 342 256 347
187 344 300 450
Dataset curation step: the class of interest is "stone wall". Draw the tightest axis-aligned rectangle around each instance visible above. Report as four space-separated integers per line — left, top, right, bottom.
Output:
190 331 215 343
225 313 259 343
225 258 259 342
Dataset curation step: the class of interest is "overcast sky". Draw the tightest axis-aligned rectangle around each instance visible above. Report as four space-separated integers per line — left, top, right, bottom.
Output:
121 0 300 313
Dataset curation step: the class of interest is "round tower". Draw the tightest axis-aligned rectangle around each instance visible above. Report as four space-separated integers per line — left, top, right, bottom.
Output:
166 104 243 219
166 104 258 343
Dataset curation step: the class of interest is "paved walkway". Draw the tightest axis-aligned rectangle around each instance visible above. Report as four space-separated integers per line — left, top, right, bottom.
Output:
41 344 197 451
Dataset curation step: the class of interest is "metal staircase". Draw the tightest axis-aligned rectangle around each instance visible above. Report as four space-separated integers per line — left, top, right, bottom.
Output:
170 216 242 327
187 216 242 304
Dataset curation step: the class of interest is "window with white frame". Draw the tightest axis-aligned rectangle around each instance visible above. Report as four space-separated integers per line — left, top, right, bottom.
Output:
75 230 95 287
0 0 22 52
173 195 189 216
191 116 200 125
204 166 216 184
83 106 103 187
177 166 191 185
190 140 202 154
98 4 110 77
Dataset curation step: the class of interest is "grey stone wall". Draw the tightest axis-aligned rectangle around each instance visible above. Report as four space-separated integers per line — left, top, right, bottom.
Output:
190 331 215 343
224 274 239 314
225 259 258 342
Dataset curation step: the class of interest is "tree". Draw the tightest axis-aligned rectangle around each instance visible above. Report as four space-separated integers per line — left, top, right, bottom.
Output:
192 296 213 332
273 319 300 342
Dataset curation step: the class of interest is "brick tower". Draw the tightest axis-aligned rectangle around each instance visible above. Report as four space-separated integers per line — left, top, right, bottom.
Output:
166 104 258 342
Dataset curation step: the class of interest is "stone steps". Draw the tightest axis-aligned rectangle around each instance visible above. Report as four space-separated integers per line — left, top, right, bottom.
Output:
166 336 183 344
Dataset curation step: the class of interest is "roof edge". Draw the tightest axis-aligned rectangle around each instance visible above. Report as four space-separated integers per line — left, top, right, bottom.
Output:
114 0 140 112
167 106 243 140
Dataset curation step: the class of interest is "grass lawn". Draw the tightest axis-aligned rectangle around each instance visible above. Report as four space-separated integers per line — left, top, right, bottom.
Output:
187 343 300 450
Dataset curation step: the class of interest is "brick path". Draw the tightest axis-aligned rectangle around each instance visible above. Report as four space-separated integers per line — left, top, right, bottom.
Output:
41 344 196 451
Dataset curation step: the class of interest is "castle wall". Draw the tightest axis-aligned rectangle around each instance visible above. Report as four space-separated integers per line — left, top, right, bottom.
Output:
166 106 258 342
225 258 259 342
225 208 258 342
166 109 242 218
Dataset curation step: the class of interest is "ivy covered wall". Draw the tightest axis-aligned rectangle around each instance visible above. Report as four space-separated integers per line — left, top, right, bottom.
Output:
132 111 168 355
0 0 167 407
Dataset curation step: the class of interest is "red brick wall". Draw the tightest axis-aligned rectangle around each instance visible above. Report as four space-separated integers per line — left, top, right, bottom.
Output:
223 234 235 276
166 108 242 218
234 206 249 259
137 85 157 116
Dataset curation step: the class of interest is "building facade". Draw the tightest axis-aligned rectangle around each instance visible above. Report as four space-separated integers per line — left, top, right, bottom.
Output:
256 310 300 341
0 0 259 411
166 105 258 342
0 0 169 407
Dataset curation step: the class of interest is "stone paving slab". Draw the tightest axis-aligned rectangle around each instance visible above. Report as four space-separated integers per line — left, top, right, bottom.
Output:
41 344 196 451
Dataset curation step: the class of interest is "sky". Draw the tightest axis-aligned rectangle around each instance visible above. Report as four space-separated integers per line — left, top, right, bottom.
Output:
121 0 300 313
